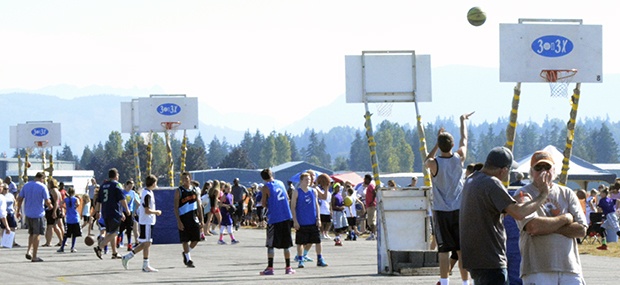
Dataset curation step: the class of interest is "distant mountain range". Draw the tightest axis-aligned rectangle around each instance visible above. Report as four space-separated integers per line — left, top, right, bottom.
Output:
2 65 619 158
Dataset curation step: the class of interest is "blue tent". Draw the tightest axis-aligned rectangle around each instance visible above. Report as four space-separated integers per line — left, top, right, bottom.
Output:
289 169 324 184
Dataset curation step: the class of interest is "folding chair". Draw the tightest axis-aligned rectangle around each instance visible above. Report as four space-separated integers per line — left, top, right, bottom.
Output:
583 212 604 244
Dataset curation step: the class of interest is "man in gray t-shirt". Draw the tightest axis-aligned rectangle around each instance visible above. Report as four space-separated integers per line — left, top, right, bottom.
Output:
460 147 549 285
231 178 248 231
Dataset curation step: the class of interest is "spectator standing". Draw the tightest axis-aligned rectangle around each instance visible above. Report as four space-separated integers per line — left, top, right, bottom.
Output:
16 172 52 262
515 150 587 284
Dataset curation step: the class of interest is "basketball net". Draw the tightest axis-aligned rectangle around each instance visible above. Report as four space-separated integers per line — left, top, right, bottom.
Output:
376 103 393 117
540 69 578 98
161 121 181 138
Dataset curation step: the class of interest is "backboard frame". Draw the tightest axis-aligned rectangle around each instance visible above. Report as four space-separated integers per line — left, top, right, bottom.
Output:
10 121 62 149
121 95 199 133
345 51 432 103
499 18 602 83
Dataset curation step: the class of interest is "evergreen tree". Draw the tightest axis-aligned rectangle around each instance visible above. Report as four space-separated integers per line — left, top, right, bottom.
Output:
593 123 620 163
220 146 255 169
275 132 292 165
259 133 277 168
186 134 208 171
250 130 264 167
348 131 370 171
207 136 229 169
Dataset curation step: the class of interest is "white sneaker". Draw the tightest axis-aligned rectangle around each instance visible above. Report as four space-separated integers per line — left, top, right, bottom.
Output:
142 266 159 272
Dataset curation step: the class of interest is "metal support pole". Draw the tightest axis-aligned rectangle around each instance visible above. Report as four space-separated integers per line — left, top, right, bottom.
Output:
559 83 581 185
504 83 522 186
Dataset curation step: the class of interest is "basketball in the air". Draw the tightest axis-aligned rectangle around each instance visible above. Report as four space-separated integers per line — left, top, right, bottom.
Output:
84 235 95 246
467 7 486 26
25 161 31 168
344 196 353 207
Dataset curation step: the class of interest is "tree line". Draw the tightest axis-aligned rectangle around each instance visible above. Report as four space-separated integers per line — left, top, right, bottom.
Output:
14 117 620 185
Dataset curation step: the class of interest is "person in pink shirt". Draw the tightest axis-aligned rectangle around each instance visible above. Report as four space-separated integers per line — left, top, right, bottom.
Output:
363 174 377 240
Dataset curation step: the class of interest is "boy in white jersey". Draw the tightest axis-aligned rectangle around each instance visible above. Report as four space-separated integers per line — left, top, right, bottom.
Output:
122 175 162 272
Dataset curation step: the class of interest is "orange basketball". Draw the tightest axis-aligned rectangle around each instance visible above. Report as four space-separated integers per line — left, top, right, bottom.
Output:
25 161 32 168
84 235 95 246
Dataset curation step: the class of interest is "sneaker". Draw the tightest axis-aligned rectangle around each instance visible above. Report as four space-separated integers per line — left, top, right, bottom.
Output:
365 235 375 241
335 239 343 246
317 258 328 267
200 232 206 241
94 246 103 259
218 240 227 245
142 266 159 272
71 248 77 253
182 252 188 265
259 267 274 275
122 255 130 269
116 236 121 247
186 260 195 268
597 244 608 250
302 255 313 262
285 267 295 275
298 260 305 268
25 253 32 260
231 239 240 244
13 243 21 247
209 230 217 235
127 244 133 251
111 253 122 259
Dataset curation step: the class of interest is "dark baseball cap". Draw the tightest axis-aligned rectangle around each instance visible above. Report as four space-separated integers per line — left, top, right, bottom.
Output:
485 146 517 169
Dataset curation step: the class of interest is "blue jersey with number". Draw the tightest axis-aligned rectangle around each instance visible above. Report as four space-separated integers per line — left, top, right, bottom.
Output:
97 180 126 221
265 180 292 224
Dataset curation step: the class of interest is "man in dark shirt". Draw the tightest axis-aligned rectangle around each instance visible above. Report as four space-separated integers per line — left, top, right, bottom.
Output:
93 168 130 260
231 178 248 231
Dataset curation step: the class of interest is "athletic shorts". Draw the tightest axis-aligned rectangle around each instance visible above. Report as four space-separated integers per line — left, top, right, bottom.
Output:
522 272 585 285
332 211 349 232
346 217 357 227
320 214 332 224
179 223 201 243
120 215 134 231
104 218 121 234
266 220 293 249
295 225 321 245
26 217 46 235
139 224 154 243
45 209 57 225
64 223 82 238
433 210 461 252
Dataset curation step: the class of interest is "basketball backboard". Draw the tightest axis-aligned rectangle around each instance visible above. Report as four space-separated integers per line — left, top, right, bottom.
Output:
345 51 432 103
500 19 602 83
10 121 62 149
121 95 199 133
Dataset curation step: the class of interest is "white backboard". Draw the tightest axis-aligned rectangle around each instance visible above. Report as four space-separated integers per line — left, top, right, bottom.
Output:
10 121 62 148
500 20 602 83
121 95 199 133
345 52 432 103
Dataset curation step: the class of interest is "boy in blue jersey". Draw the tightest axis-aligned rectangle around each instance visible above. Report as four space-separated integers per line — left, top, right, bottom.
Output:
291 173 328 268
259 168 295 275
93 168 131 260
174 172 204 268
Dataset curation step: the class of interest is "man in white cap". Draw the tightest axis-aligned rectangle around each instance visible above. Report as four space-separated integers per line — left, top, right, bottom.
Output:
514 150 587 285
460 146 551 285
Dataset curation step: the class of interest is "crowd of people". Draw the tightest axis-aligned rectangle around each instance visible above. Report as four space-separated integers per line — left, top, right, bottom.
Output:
1 167 382 275
4 115 619 281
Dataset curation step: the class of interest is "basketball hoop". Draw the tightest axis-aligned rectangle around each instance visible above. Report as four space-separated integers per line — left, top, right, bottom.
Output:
34 140 49 148
540 69 578 98
161 121 181 136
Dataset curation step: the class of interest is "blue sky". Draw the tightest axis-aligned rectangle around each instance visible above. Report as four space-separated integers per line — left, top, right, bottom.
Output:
1 0 618 131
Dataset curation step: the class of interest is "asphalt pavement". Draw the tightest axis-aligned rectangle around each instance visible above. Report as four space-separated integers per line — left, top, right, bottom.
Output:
0 227 617 284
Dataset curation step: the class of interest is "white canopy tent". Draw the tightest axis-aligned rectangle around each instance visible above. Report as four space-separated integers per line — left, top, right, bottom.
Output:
513 145 616 189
